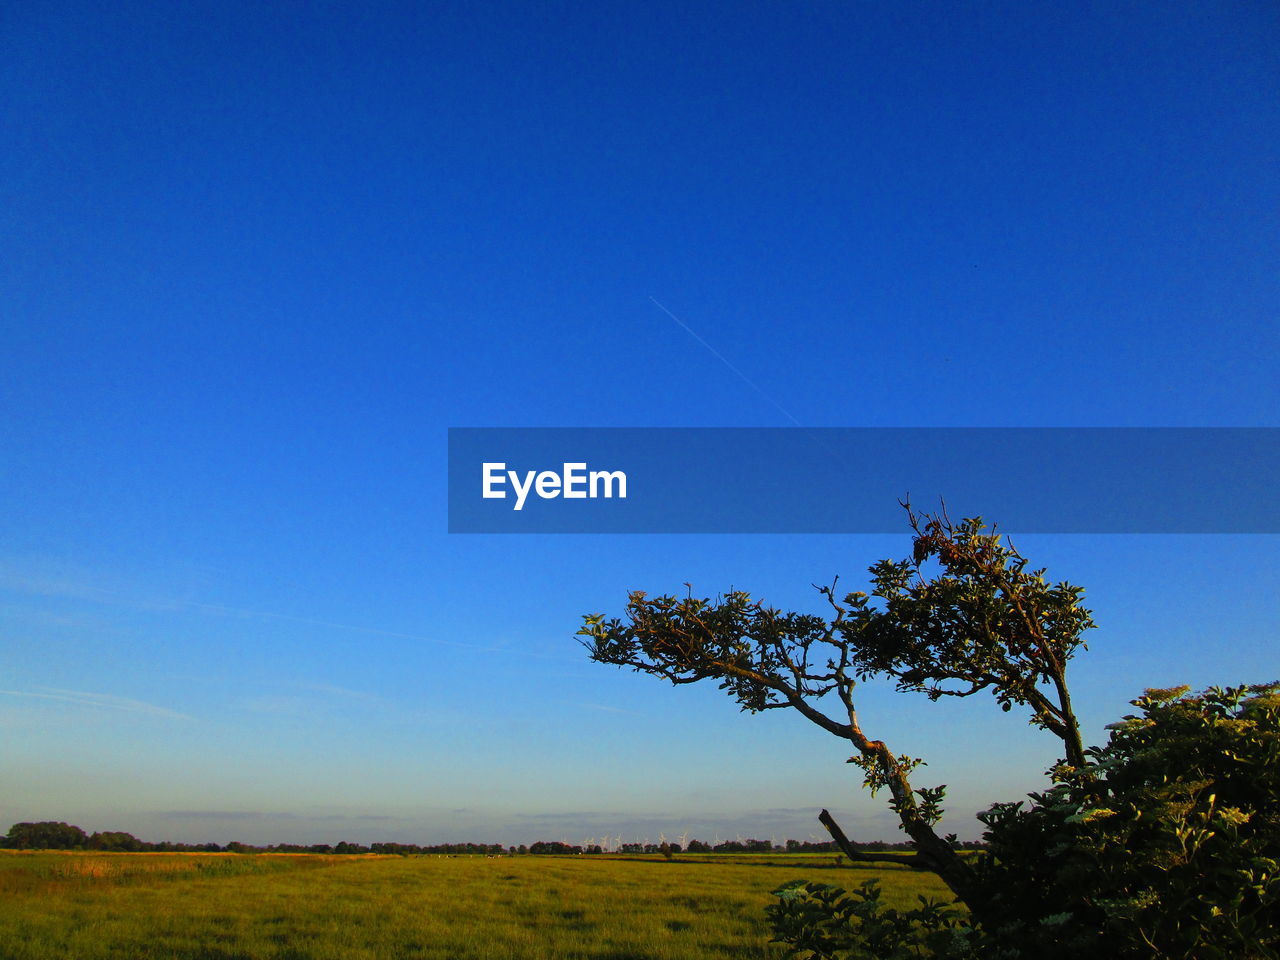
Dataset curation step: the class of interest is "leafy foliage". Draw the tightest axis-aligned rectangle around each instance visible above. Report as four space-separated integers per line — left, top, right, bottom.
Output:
768 878 980 959
767 684 1280 959
837 515 1093 768
970 683 1280 959
580 512 1092 767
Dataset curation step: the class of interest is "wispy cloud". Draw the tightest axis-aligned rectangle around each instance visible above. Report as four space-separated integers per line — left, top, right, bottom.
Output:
568 701 642 716
514 810 630 822
0 604 109 630
155 810 396 822
0 568 120 603
157 810 279 821
236 681 398 720
0 687 192 720
240 695 313 717
295 682 380 702
0 559 576 664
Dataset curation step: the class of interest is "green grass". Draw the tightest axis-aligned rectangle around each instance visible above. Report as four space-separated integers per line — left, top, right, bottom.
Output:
0 851 952 959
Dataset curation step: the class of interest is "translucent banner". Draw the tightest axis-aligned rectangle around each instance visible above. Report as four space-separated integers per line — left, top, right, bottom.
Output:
447 428 1278 533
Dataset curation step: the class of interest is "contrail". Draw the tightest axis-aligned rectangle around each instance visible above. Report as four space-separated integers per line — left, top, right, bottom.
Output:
649 297 802 426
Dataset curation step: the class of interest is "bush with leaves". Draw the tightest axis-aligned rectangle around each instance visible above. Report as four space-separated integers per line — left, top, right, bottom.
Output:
968 682 1280 959
766 683 1280 959
768 878 981 959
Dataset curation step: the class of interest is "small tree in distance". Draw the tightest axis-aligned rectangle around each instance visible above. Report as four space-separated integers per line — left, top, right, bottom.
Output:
578 504 1092 915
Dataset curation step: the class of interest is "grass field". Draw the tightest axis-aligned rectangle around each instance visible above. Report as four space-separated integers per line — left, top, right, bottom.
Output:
0 851 950 959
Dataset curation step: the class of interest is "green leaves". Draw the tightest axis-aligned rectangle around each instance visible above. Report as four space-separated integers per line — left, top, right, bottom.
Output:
969 683 1280 959
767 879 980 960
578 587 844 717
771 683 1280 959
838 513 1092 764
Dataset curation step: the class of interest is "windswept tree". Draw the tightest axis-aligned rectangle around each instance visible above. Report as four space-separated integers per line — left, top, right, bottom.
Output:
578 505 1093 914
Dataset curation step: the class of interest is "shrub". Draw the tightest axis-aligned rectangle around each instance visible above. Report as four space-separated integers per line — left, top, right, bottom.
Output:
769 878 980 959
769 684 1280 959
973 682 1280 959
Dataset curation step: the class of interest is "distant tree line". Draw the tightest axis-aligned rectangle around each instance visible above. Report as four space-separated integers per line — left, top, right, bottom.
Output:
2 822 223 853
1 821 984 856
0 824 508 856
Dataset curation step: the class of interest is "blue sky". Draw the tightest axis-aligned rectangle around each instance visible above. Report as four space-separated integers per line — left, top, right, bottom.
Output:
1 1 1276 845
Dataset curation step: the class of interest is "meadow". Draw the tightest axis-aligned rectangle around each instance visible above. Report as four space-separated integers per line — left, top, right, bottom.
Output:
0 850 949 960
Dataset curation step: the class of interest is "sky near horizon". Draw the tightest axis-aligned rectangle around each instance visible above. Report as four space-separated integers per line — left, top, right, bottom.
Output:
2 1 1277 846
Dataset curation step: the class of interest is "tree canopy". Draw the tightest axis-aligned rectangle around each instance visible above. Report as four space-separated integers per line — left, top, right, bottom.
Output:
579 506 1093 906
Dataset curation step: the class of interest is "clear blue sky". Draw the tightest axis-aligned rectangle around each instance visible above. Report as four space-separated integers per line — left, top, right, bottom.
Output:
1 1 1276 846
